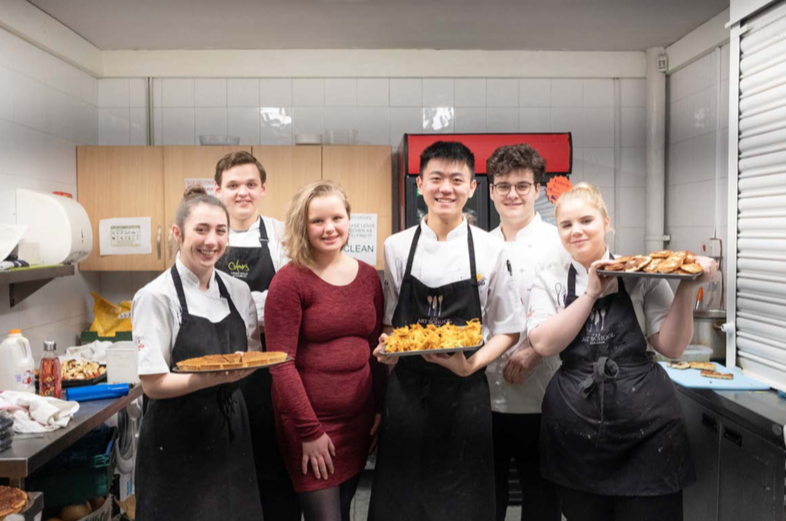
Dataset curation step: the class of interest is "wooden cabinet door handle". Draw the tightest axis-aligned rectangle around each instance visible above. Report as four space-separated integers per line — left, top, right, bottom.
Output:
156 226 162 260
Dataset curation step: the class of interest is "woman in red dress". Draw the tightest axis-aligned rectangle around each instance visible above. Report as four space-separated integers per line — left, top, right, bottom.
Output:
266 180 386 521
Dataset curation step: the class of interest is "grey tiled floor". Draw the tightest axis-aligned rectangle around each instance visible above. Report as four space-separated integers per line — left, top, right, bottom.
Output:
348 472 522 521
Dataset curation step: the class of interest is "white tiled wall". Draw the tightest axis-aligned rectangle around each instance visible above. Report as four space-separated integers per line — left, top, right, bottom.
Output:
666 46 730 261
96 76 648 289
0 27 101 360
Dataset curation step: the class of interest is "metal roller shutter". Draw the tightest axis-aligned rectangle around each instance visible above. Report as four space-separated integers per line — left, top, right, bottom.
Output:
731 0 786 390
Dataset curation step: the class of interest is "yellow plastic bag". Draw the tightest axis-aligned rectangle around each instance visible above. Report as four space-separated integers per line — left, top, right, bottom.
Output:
89 292 132 337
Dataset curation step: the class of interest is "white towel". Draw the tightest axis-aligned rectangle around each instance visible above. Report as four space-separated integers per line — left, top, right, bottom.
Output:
0 391 80 433
65 340 111 363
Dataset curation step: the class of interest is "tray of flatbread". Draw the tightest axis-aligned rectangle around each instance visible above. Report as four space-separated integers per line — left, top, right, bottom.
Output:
597 250 703 280
381 319 484 357
173 351 291 373
658 362 770 390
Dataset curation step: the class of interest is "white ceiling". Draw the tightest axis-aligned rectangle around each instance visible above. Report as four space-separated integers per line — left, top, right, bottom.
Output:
28 0 729 52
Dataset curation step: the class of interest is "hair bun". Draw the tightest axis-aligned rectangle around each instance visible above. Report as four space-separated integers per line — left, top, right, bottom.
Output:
183 185 208 198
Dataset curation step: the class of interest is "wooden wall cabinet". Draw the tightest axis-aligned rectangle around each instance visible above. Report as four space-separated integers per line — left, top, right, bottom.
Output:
77 145 392 271
322 146 392 270
251 146 322 221
77 147 165 271
163 146 250 263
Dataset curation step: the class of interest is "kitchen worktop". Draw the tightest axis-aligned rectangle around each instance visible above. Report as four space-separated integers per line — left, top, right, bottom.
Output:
0 385 143 487
677 384 786 448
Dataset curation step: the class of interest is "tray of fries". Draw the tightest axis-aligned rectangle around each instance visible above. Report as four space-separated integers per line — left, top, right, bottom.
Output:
381 319 484 357
597 250 703 280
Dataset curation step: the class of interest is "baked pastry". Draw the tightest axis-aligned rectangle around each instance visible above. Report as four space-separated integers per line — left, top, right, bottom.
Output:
666 361 690 370
603 262 625 271
176 351 289 371
679 263 704 274
657 251 688 273
689 362 716 371
700 370 734 380
650 250 673 259
0 486 27 518
685 252 696 264
624 255 651 272
242 351 288 367
615 256 633 264
643 258 663 273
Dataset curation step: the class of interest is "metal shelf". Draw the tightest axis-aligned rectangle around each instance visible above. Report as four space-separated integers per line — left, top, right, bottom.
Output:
0 265 75 308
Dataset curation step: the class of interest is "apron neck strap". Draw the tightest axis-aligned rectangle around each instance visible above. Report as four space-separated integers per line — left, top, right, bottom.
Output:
257 216 269 244
171 264 236 316
467 225 478 284
566 252 628 306
403 225 422 280
170 264 189 315
403 222 479 283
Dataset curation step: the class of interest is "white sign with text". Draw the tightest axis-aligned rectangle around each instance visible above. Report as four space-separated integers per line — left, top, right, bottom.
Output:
343 213 377 266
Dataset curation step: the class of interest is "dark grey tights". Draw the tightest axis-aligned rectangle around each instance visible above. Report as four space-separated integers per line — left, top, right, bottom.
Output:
298 473 362 521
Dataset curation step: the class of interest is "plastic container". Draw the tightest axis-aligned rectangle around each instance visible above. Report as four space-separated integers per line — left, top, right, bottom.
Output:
106 341 140 384
653 344 713 363
25 425 117 507
38 340 62 399
65 383 130 402
0 330 35 392
324 128 358 145
199 134 240 146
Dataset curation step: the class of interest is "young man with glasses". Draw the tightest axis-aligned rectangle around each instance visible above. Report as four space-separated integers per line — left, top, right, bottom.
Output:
486 144 569 521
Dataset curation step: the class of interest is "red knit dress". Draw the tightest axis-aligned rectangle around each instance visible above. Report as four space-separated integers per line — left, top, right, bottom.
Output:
266 260 386 492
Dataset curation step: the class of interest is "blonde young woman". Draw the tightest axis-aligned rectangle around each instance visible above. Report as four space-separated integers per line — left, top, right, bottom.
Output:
527 183 717 521
265 180 387 521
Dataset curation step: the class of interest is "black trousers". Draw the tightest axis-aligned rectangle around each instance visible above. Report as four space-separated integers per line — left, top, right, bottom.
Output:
557 485 683 521
492 412 561 521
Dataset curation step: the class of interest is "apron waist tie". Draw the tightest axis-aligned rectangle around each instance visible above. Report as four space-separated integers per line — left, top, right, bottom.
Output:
580 356 619 446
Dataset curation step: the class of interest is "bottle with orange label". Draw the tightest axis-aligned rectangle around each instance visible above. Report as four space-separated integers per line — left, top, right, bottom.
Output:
39 340 62 399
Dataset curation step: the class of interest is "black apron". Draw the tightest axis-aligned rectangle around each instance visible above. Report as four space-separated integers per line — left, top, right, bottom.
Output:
215 217 290 483
540 262 695 496
136 266 262 521
369 225 495 521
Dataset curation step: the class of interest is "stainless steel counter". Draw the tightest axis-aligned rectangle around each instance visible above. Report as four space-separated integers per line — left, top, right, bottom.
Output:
677 385 786 448
0 385 143 488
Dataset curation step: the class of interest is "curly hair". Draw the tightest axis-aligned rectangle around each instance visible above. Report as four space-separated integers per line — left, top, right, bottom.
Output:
283 180 351 268
486 144 546 184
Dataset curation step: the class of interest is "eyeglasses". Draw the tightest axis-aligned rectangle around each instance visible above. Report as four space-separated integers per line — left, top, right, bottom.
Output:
492 182 534 196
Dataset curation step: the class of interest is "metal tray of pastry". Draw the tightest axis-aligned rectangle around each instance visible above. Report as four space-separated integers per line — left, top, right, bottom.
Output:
35 369 107 388
172 356 293 374
381 342 484 357
596 269 702 280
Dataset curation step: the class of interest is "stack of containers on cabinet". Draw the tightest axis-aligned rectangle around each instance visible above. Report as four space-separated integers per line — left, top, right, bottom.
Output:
0 412 13 454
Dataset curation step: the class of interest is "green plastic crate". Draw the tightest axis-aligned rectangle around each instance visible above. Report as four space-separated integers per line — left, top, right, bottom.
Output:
26 425 116 507
80 331 132 344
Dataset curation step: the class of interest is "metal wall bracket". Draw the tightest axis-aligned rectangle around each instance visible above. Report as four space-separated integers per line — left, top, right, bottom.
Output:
2 265 75 308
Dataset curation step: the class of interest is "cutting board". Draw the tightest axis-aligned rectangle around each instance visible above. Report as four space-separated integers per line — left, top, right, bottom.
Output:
658 362 770 390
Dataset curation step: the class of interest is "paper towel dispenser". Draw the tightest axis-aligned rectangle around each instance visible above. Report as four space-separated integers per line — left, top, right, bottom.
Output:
15 189 93 264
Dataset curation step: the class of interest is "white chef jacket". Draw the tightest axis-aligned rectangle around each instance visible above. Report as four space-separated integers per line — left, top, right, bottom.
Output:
132 256 261 375
227 215 288 326
527 250 674 349
487 214 571 414
383 217 525 338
